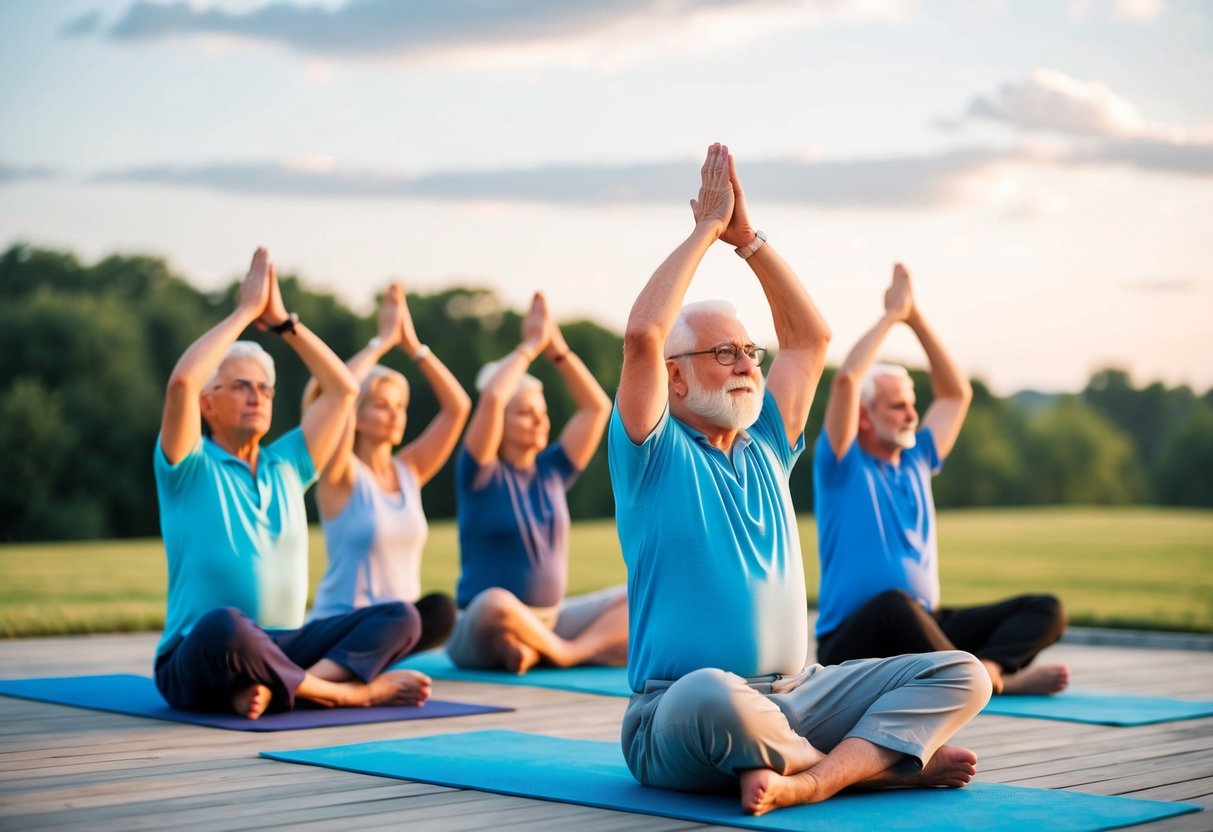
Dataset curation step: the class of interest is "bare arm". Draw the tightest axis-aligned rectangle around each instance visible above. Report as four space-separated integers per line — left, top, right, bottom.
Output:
545 319 611 470
823 264 912 460
721 156 830 448
397 289 472 485
301 285 409 507
462 293 549 466
160 248 269 464
617 143 733 444
909 290 972 460
264 266 359 472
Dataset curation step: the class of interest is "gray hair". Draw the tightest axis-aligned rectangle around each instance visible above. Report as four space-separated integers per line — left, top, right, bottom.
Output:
664 300 740 359
356 365 408 415
204 341 276 390
475 358 543 395
859 363 910 408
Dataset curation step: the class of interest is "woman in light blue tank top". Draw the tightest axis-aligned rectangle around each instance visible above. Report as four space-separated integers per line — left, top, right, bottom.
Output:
305 283 471 652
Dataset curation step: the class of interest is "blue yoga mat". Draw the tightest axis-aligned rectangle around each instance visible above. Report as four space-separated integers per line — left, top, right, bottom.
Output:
0 674 511 732
396 649 631 696
261 729 1200 831
981 690 1213 726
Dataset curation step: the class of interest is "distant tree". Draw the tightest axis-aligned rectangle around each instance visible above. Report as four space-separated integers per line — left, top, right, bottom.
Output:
1153 404 1213 507
1023 397 1145 504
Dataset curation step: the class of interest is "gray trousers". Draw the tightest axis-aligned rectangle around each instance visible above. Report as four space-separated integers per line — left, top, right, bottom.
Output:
622 650 991 793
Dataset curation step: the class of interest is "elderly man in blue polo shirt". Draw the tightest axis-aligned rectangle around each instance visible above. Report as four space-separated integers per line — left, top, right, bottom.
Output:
154 247 430 719
609 144 992 815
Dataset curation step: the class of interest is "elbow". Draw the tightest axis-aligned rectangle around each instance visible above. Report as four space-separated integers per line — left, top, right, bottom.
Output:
166 372 199 402
334 366 360 400
623 324 666 362
957 380 974 406
451 389 473 419
832 367 859 396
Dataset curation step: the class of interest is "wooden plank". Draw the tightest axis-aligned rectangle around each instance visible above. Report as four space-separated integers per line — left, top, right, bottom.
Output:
1 633 1210 832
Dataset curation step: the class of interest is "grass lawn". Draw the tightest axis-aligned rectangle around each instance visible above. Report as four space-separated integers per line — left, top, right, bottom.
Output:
1 507 1209 638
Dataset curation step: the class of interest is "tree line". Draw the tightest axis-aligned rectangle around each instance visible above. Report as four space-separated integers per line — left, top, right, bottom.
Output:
1 244 1209 542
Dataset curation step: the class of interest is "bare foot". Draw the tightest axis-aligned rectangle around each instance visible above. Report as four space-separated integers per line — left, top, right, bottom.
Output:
500 631 541 675
232 683 272 719
740 768 822 815
889 745 977 789
364 670 431 706
1001 664 1070 695
588 640 628 667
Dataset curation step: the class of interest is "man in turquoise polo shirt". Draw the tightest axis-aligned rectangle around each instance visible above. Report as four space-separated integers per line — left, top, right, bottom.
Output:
610 144 991 815
154 247 430 719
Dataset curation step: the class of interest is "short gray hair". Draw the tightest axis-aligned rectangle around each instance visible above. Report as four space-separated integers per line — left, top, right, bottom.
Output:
475 358 543 395
859 363 910 408
665 300 739 359
205 341 276 390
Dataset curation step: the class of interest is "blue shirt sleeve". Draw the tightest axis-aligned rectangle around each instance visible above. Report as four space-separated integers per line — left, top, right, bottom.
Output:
750 389 805 474
153 432 204 495
267 427 317 488
607 403 669 509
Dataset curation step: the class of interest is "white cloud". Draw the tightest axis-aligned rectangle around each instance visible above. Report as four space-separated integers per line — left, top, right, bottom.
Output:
91 147 1012 210
966 68 1145 138
957 69 1213 176
1113 0 1164 22
83 0 910 66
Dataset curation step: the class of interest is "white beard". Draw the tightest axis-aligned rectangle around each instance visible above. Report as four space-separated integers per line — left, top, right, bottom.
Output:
876 419 918 450
684 368 765 431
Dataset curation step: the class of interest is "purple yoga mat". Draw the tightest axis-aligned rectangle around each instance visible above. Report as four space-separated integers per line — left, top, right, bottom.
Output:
0 673 511 731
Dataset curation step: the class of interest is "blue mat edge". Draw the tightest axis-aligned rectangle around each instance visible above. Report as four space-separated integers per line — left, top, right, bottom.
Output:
259 730 1203 831
0 673 513 732
396 650 631 696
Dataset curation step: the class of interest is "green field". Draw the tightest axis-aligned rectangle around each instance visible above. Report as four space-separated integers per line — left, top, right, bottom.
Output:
1 507 1210 638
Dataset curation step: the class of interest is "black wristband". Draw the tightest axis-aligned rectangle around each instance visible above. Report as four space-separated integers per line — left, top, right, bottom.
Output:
271 312 299 336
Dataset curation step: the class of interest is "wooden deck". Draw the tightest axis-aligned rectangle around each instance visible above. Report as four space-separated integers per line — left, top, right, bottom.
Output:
1 632 1210 831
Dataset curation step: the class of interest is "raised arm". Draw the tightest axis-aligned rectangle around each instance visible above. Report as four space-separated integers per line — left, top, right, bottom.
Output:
908 275 972 460
617 143 733 443
462 293 550 465
160 248 269 464
302 283 409 494
264 266 359 471
397 287 472 485
720 155 830 448
545 317 611 469
823 264 912 459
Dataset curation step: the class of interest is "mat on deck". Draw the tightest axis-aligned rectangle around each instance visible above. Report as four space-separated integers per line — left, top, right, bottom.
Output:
980 690 1213 726
396 649 631 696
260 729 1200 831
0 674 511 731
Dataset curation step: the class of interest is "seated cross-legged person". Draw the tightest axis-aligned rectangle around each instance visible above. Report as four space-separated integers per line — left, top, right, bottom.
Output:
446 292 626 674
153 248 430 720
305 282 470 653
611 144 991 815
812 264 1068 695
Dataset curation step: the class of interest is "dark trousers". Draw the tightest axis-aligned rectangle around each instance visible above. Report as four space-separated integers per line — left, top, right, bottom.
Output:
154 602 420 714
414 592 457 654
816 589 1066 674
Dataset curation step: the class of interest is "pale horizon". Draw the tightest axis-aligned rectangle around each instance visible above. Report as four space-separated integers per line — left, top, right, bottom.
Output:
2 0 1210 397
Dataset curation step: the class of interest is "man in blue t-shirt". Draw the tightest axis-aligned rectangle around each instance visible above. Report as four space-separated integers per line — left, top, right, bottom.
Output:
813 263 1068 696
154 247 430 719
611 144 991 816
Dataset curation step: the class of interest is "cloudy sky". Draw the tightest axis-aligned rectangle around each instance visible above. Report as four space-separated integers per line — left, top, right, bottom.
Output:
2 0 1210 394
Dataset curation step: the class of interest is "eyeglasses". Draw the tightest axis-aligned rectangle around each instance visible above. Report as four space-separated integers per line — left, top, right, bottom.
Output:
667 342 767 366
213 378 276 400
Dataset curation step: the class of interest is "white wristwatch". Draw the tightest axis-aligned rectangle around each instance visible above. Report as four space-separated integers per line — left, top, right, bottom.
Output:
410 344 431 362
735 230 767 260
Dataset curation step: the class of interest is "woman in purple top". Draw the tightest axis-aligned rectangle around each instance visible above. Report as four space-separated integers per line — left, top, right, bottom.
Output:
447 292 625 674
305 283 471 652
